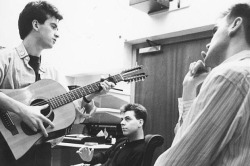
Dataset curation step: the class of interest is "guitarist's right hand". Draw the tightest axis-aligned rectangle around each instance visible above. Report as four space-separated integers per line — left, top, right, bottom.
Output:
18 104 54 137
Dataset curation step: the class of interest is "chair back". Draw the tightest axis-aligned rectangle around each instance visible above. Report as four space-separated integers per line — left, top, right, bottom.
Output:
141 134 164 166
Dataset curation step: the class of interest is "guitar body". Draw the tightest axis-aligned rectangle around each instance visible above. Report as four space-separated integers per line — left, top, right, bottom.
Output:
0 79 76 160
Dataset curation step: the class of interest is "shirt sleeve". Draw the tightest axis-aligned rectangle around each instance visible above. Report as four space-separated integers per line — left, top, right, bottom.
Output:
87 151 109 165
86 140 122 165
175 98 194 133
73 99 97 124
154 74 245 166
0 49 10 86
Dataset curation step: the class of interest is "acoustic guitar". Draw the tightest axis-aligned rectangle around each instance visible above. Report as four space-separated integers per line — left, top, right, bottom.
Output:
0 66 147 160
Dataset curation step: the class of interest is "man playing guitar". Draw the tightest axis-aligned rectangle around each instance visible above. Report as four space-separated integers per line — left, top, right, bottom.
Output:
0 1 114 166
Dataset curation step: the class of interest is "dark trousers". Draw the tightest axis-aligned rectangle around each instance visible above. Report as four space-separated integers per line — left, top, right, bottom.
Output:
0 133 51 166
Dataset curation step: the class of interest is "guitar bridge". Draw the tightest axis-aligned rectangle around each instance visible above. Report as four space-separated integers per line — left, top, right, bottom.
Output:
0 111 18 135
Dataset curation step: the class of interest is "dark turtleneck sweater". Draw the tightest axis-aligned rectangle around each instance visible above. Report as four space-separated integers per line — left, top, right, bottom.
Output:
28 55 41 81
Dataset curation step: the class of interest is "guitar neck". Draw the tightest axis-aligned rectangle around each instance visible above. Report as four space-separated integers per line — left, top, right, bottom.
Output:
47 74 123 109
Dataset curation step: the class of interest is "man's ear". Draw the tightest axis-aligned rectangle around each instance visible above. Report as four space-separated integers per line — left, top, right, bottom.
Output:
228 17 243 37
138 119 144 128
32 20 39 31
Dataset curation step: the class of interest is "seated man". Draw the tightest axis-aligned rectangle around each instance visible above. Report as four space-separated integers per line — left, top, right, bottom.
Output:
77 103 148 166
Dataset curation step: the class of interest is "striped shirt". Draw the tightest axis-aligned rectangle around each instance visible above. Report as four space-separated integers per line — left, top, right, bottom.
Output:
154 50 250 166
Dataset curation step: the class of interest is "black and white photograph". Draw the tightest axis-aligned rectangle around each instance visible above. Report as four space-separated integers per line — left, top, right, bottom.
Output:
0 0 249 165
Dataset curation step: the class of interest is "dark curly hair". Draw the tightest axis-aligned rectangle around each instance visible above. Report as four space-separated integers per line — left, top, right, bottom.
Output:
18 1 63 40
120 103 148 128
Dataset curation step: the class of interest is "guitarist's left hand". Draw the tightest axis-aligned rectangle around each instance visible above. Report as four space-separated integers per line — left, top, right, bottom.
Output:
74 80 115 124
84 80 115 101
98 80 115 95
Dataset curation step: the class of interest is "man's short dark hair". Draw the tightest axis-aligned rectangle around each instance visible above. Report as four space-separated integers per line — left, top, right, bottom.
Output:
225 3 250 44
18 0 63 40
120 103 148 128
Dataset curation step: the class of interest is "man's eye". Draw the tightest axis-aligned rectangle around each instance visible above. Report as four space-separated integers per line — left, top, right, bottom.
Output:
51 24 57 30
124 117 130 121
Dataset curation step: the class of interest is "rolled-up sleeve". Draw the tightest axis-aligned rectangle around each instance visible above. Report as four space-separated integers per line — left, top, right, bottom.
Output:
175 98 194 133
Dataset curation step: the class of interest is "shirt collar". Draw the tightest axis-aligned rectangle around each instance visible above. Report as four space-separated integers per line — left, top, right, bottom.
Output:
222 50 250 64
15 42 29 59
127 138 145 145
15 42 46 73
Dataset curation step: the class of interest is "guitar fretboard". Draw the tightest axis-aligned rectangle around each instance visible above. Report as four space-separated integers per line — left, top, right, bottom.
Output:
47 74 123 109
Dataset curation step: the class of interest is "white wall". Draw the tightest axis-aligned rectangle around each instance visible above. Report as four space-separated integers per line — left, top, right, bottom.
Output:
124 0 249 44
0 0 247 76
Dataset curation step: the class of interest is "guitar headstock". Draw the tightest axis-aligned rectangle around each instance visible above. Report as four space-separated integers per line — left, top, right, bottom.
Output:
121 65 147 83
106 65 147 84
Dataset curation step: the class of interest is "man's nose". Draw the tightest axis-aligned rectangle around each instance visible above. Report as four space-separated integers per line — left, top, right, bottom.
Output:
54 31 59 38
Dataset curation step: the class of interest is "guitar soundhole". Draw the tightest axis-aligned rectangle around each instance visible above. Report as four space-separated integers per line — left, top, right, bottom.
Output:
21 99 54 136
